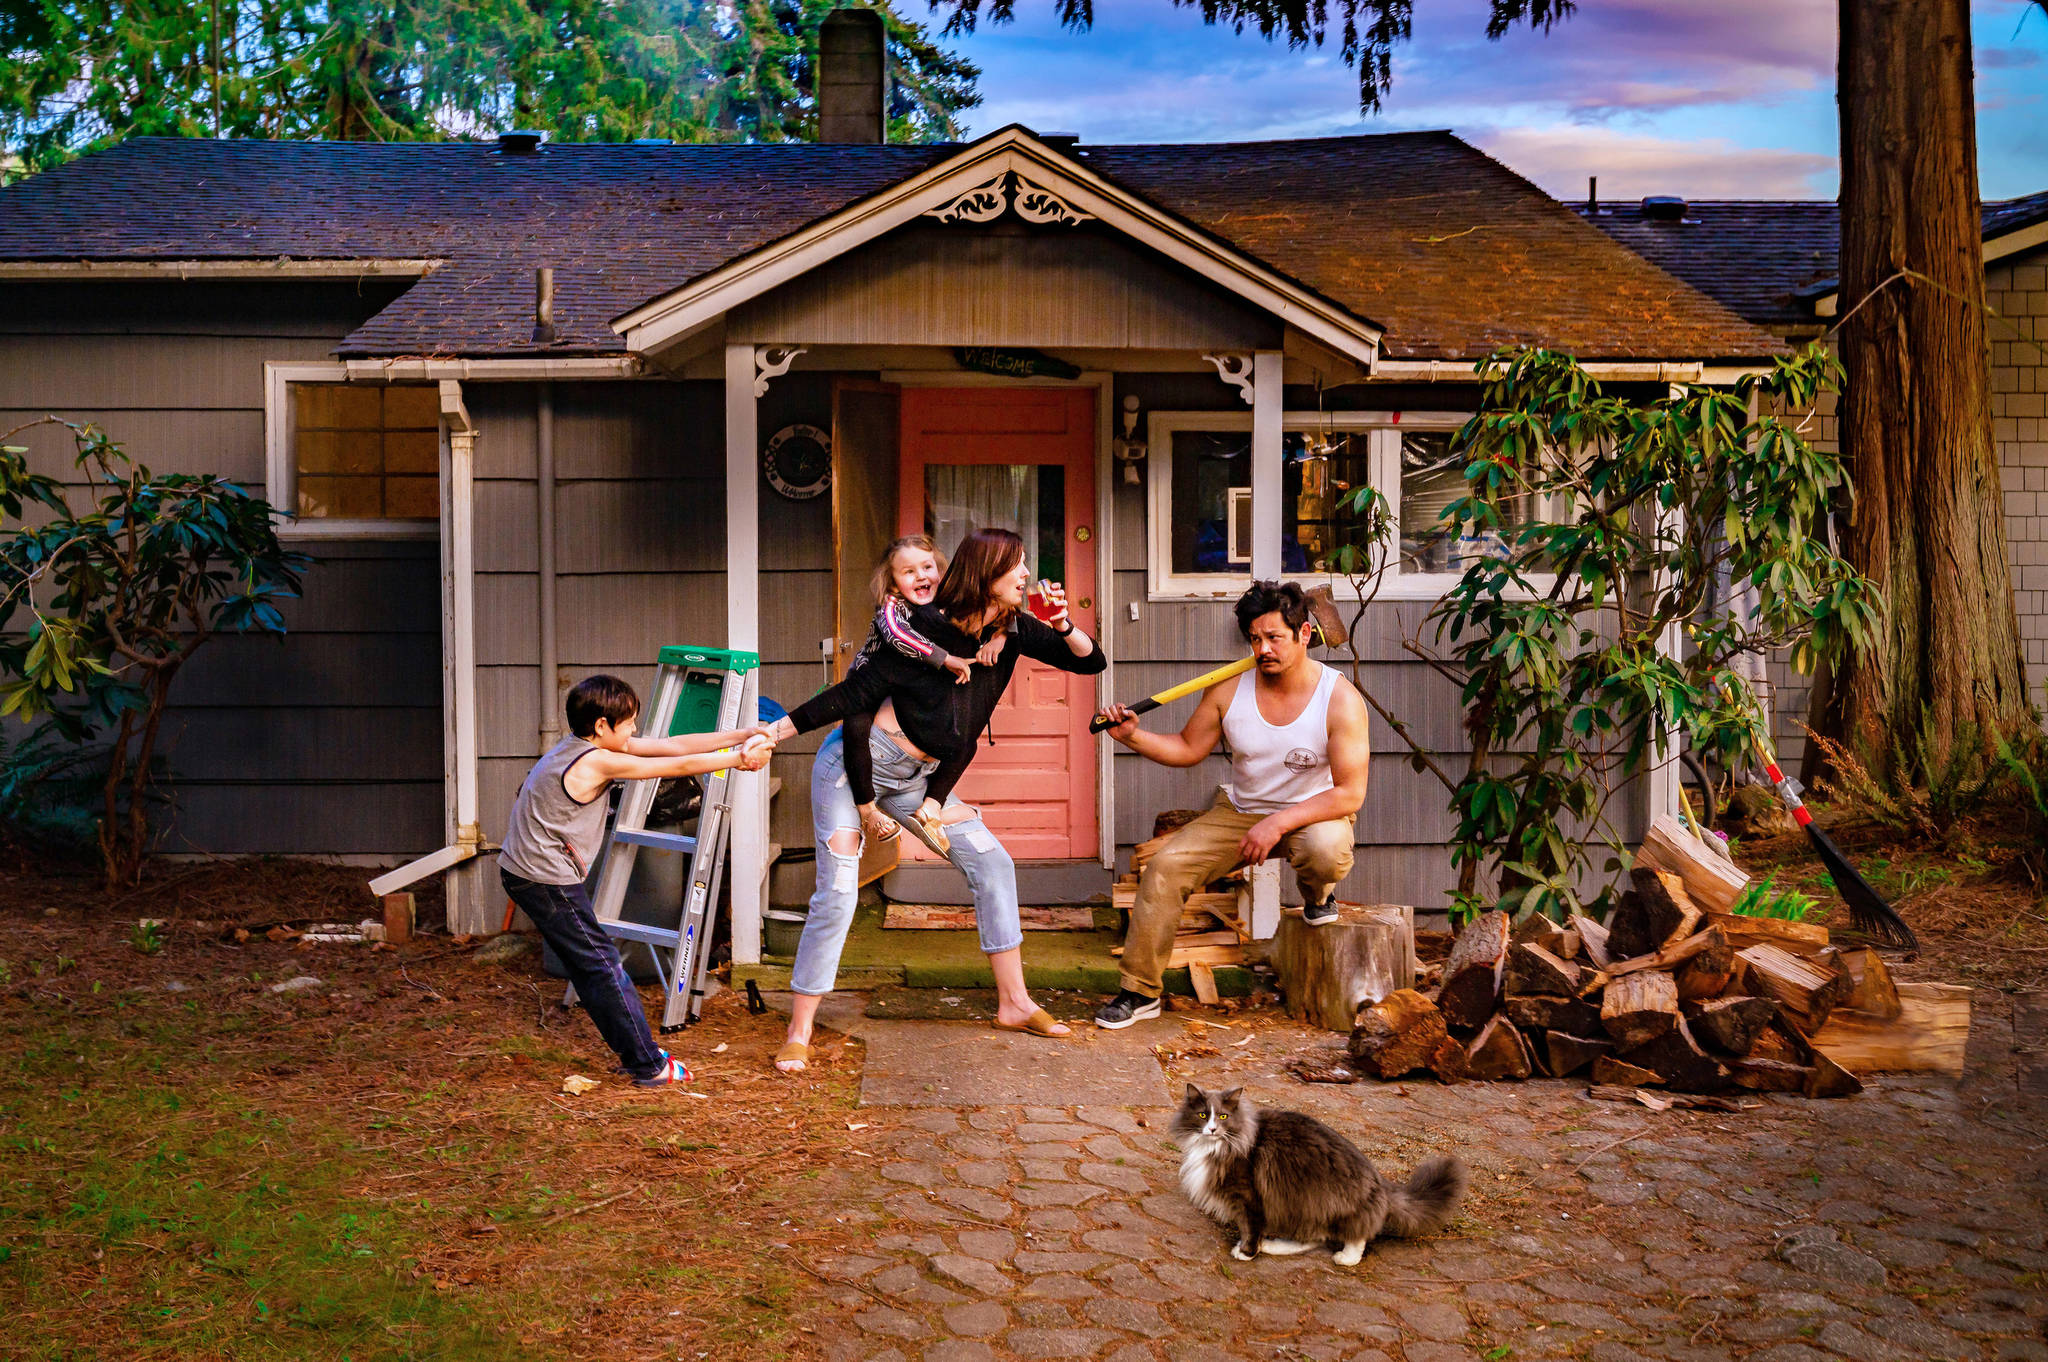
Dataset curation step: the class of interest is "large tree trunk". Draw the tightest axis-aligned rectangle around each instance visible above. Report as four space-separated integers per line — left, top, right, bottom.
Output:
1823 0 2028 778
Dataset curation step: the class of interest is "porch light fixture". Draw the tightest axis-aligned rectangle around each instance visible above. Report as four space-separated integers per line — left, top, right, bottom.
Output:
1114 394 1147 485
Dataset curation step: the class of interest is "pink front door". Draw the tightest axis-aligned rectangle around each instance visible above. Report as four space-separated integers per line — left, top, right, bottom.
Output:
899 387 1098 861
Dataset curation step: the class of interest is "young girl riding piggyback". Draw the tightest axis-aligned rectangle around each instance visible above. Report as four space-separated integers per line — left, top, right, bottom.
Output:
836 535 1004 856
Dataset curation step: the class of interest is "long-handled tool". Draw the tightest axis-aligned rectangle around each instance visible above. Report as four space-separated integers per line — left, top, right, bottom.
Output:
1089 586 1350 734
1748 721 1918 952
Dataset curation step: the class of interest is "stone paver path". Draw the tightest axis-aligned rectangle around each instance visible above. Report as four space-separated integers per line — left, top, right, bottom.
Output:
789 993 2048 1362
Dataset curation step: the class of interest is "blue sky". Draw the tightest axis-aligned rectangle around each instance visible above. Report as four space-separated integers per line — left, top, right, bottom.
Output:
936 0 2048 201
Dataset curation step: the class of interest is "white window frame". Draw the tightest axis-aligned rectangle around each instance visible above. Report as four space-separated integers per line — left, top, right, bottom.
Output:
1150 408 1543 602
263 361 441 541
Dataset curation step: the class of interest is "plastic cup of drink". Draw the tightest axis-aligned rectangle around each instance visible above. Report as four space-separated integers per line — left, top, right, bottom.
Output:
1027 581 1062 622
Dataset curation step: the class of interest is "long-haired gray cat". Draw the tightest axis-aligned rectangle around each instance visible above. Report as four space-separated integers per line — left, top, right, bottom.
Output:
1171 1084 1468 1265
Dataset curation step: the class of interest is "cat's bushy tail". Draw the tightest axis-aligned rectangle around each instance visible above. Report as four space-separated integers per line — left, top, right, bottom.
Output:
1380 1155 1468 1238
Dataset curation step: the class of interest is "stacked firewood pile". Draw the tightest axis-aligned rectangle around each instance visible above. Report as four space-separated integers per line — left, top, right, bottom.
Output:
1344 820 1966 1099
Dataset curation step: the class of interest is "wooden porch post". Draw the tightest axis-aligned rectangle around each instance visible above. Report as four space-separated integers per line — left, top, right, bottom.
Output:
1251 350 1284 580
438 379 491 934
724 344 766 965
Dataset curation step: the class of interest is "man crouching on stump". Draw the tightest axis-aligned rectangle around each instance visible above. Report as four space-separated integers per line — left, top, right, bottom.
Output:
1091 581 1370 1029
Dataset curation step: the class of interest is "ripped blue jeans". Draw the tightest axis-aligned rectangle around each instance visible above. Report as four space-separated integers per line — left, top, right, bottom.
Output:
791 726 1022 996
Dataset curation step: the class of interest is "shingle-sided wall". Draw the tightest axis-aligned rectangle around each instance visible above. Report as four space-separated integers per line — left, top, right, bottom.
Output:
1989 248 2048 699
466 374 838 877
0 281 440 855
1108 374 1647 911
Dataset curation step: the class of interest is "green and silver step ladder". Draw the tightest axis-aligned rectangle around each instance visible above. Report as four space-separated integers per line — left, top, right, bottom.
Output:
567 645 760 1032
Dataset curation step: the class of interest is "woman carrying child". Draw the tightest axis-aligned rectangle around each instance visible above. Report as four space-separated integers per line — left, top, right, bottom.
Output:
767 527 1106 1071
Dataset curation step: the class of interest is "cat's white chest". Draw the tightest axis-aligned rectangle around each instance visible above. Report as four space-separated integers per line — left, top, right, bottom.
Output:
1177 1137 1233 1222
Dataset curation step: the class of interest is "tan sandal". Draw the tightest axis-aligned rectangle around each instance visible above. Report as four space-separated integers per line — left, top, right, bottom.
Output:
774 1040 809 1072
992 1008 1070 1038
904 807 952 858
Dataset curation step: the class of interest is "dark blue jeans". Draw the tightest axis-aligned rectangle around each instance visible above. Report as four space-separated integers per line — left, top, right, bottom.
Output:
501 867 666 1079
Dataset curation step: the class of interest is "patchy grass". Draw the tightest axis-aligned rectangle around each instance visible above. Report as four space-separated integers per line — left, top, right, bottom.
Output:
0 860 880 1360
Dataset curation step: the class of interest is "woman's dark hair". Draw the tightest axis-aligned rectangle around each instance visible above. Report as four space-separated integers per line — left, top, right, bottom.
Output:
935 527 1027 626
566 673 640 738
1233 580 1311 640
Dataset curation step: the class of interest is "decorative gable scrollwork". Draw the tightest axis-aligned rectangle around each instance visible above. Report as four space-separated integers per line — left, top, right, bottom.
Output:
923 171 1094 227
926 175 1009 225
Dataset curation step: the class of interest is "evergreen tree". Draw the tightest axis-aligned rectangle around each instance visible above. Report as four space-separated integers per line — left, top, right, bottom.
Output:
0 0 978 172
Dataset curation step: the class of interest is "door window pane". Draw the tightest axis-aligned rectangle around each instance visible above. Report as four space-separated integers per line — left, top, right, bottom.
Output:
924 464 1065 583
1169 429 1250 576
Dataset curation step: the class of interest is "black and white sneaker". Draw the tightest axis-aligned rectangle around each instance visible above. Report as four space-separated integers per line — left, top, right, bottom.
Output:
1093 990 1163 1029
1302 893 1341 927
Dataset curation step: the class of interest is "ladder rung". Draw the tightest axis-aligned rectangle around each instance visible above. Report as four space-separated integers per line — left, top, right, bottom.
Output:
613 829 697 854
602 920 681 948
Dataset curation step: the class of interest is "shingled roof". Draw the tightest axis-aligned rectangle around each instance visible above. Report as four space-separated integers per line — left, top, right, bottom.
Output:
0 130 1786 362
1583 191 2048 333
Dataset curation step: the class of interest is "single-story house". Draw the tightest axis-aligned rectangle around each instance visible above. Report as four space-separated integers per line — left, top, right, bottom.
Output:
1581 189 2048 744
0 24 1789 951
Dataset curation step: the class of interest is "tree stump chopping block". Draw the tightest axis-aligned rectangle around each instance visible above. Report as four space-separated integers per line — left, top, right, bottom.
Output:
1274 904 1415 1033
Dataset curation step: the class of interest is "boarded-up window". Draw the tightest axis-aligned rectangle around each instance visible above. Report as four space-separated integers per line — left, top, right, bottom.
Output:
291 384 440 521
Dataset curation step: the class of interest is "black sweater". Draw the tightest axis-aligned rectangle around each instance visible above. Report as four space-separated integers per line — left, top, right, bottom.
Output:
788 604 1107 806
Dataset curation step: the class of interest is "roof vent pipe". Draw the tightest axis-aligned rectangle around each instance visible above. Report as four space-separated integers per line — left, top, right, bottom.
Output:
533 266 556 344
1642 194 1688 221
1587 175 1598 214
1042 132 1081 150
817 8 886 144
497 129 545 155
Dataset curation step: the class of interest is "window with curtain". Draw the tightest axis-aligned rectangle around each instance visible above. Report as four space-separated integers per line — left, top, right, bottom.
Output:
924 464 1065 583
290 383 440 520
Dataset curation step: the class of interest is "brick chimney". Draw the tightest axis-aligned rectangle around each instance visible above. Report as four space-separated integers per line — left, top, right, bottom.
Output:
817 8 886 144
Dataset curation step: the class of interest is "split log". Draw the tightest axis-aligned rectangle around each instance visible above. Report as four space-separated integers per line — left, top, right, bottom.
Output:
1438 911 1511 1032
1505 993 1604 1036
1464 1014 1534 1081
1804 1047 1864 1099
1591 926 1730 992
1811 981 1971 1077
1731 1057 1812 1092
1151 809 1205 839
1673 927 1736 1001
1838 947 1902 1021
1187 961 1220 1005
1737 943 1844 1033
1110 930 1239 956
1544 1031 1612 1078
1348 988 1449 1080
1685 996 1778 1056
1428 1034 1469 1083
1511 913 1570 956
1608 868 1702 958
1591 1055 1664 1087
1570 914 1612 968
1273 905 1414 1032
1632 813 1749 913
1707 911 1831 956
1619 1019 1730 1093
1601 970 1680 1049
1746 1023 1806 1065
1504 941 1581 998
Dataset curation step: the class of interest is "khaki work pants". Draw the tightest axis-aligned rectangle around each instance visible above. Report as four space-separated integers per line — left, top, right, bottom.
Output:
1120 790 1356 998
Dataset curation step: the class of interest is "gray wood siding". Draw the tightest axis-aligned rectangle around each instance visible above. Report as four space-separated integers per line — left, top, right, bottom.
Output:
729 226 1281 351
1 284 441 857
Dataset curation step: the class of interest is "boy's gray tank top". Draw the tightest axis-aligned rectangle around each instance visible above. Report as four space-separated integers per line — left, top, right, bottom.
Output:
499 737 609 885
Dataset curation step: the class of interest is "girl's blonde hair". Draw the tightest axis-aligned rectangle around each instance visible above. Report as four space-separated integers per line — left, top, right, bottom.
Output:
871 535 946 607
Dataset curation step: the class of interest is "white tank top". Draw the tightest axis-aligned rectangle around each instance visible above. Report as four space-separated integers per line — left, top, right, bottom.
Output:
1222 662 1339 815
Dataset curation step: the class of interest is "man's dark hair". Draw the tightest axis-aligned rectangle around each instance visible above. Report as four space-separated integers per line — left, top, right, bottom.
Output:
566 673 640 738
1234 580 1312 640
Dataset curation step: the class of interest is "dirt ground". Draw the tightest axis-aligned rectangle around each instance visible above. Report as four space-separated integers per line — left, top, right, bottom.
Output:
1 822 2044 1362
